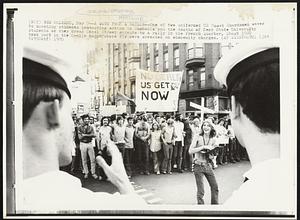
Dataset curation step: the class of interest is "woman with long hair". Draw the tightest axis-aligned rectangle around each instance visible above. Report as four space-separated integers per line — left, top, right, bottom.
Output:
189 119 219 205
149 122 162 175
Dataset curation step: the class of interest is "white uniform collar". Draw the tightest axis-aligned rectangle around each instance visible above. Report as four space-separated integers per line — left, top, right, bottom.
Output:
243 158 282 180
21 170 81 189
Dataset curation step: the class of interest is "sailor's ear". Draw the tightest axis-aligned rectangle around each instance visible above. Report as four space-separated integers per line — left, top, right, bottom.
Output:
230 95 241 120
45 99 60 129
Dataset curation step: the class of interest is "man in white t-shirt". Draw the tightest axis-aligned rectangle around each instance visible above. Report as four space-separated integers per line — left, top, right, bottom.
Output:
214 43 294 212
20 47 146 213
172 114 185 172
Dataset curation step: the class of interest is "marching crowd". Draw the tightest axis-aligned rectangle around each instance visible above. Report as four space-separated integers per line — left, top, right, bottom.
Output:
22 43 291 211
67 111 249 181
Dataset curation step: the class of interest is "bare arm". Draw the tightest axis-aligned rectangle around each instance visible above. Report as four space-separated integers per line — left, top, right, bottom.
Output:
124 128 129 143
77 127 84 140
189 136 204 154
144 124 151 140
207 137 218 150
160 127 166 144
87 126 96 138
134 125 142 140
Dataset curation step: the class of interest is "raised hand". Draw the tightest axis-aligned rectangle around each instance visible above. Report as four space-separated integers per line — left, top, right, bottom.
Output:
96 140 134 194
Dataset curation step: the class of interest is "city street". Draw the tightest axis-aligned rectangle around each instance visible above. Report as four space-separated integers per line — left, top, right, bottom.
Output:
77 160 251 205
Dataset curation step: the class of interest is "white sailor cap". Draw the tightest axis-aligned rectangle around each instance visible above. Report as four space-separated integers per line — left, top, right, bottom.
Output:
23 46 75 99
213 42 279 95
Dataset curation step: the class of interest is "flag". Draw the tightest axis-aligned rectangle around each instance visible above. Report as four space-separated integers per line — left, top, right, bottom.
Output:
116 92 136 106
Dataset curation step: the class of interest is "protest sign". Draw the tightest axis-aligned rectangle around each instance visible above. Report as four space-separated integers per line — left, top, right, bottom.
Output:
135 69 183 112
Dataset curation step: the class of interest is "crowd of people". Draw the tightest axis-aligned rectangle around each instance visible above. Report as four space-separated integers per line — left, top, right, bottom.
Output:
67 111 249 181
21 43 293 211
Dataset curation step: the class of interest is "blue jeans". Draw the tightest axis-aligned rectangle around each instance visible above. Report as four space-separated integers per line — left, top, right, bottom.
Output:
135 138 150 173
183 138 192 170
152 151 161 173
116 143 125 159
193 163 219 204
172 141 183 170
162 143 173 173
124 148 134 176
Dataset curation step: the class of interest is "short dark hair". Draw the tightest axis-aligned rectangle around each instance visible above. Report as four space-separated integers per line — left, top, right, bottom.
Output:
127 116 133 122
23 78 65 127
116 116 123 123
76 117 82 123
110 114 116 122
175 114 181 121
193 116 199 120
229 62 280 133
81 114 89 120
218 118 225 125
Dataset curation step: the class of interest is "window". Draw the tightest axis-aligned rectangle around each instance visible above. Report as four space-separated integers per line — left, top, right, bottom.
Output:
114 51 119 67
124 44 127 56
131 49 139 57
147 44 150 54
195 47 204 57
129 63 133 77
124 84 127 96
147 59 150 71
187 43 204 59
113 69 117 80
188 48 193 59
187 69 194 89
174 48 179 67
124 62 127 79
131 83 136 98
155 56 159 71
129 49 138 57
199 67 206 88
164 53 168 70
154 43 159 51
219 97 230 111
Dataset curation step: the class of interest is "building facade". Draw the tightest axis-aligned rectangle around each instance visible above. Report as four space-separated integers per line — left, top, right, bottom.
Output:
179 43 231 118
102 43 236 117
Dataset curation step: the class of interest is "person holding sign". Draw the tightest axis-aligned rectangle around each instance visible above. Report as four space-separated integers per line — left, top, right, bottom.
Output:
189 119 219 205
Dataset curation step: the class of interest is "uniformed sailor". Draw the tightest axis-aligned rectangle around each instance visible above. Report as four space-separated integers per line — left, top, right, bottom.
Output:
20 46 146 212
213 43 294 211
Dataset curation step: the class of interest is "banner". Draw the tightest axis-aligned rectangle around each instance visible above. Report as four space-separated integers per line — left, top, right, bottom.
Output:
136 70 183 112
